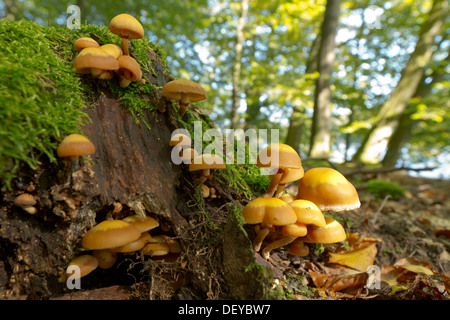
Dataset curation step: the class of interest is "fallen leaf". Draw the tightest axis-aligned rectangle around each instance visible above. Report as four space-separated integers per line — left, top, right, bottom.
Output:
328 243 378 272
394 257 435 276
309 270 368 293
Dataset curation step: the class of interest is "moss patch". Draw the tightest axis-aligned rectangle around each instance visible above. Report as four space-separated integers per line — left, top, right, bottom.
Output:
0 19 168 189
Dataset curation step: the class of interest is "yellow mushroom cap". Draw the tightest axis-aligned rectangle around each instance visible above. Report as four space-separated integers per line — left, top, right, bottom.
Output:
162 79 207 102
100 44 123 59
142 234 170 256
281 222 307 237
121 214 159 233
257 143 302 170
189 154 226 171
66 255 98 278
109 13 144 39
92 250 118 269
81 220 141 250
116 232 152 253
56 134 96 158
289 199 326 228
279 193 297 204
276 167 304 184
73 47 119 74
117 55 142 81
14 193 36 207
297 167 360 212
180 148 199 162
169 133 192 147
242 197 297 226
74 37 100 52
301 217 347 244
288 240 309 257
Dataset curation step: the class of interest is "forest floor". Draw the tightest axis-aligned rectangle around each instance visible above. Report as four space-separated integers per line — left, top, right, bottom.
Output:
53 171 450 300
269 171 450 300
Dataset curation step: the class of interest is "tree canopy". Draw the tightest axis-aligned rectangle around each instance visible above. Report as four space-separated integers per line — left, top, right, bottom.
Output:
1 0 448 178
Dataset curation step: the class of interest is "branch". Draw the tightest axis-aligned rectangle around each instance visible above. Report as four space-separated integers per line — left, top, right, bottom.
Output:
346 165 438 177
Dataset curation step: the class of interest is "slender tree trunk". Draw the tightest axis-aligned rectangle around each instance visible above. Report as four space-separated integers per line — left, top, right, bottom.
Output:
308 0 341 158
382 47 449 167
353 0 447 164
285 33 322 152
230 0 250 129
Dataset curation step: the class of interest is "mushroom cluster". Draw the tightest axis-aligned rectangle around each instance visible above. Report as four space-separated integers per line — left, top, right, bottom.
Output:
242 143 360 260
65 213 181 281
72 13 144 88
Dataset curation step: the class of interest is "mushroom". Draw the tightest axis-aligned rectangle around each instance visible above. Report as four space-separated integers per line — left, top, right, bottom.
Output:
109 13 144 56
288 239 309 257
257 143 303 198
73 47 119 79
241 197 297 253
142 234 170 257
81 220 141 250
273 167 304 198
279 193 296 204
169 133 192 148
56 133 96 160
116 55 142 88
100 44 123 59
116 232 152 253
189 154 226 185
13 193 37 214
260 199 326 259
66 255 98 279
162 79 207 116
121 214 159 233
92 250 118 269
74 37 99 52
299 217 347 244
297 167 360 212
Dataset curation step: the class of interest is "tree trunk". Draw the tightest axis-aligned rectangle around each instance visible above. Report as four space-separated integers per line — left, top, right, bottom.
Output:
230 0 250 130
285 33 322 153
308 0 340 158
352 0 448 164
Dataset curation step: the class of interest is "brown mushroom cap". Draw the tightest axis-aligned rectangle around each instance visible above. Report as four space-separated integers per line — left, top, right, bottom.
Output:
116 232 152 253
117 55 142 81
257 143 302 169
142 234 170 256
300 217 347 244
14 193 36 207
281 222 307 237
66 255 98 278
73 47 119 74
56 133 96 158
289 199 326 228
162 79 207 103
189 154 226 172
288 240 309 257
297 167 360 212
81 220 141 250
242 197 297 226
109 13 144 39
74 37 100 52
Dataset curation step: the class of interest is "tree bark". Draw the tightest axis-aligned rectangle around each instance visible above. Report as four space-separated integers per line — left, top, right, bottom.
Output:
230 0 250 130
308 0 341 158
382 45 449 167
352 0 448 164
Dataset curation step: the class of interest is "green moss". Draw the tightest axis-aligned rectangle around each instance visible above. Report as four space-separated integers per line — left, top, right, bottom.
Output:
367 179 406 200
0 19 168 189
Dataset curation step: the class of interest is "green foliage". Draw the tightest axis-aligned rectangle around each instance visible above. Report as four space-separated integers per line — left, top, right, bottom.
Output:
0 19 89 188
366 179 406 200
0 19 169 189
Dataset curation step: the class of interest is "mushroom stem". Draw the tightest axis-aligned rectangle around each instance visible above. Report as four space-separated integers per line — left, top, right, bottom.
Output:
261 236 296 260
121 38 129 56
263 171 282 198
195 168 211 185
274 183 286 198
253 225 272 252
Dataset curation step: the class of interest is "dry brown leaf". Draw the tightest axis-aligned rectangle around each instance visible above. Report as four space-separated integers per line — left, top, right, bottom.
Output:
394 257 435 276
433 229 450 239
328 243 378 272
309 270 368 293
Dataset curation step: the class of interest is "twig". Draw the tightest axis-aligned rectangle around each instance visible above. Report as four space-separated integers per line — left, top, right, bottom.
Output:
371 194 391 225
346 166 438 177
